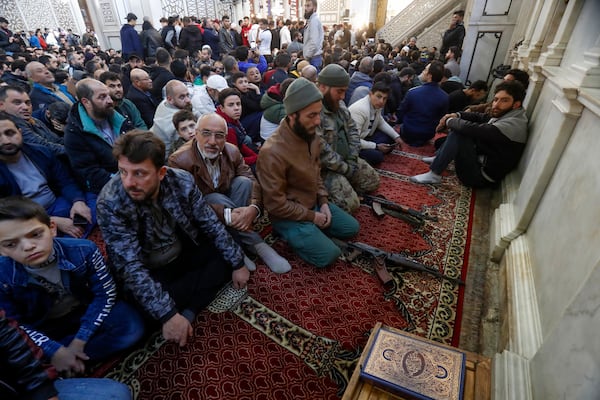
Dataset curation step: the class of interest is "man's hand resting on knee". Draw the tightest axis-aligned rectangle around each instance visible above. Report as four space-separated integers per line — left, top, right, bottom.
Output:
162 313 193 346
230 206 259 231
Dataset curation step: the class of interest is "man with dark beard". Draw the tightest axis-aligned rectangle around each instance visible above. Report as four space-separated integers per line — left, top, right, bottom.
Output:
99 71 147 130
0 112 95 238
64 78 135 194
256 78 359 268
410 81 528 187
316 64 380 213
302 0 324 70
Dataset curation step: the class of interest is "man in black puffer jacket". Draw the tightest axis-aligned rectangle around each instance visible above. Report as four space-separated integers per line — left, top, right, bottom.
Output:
179 16 203 56
64 79 134 194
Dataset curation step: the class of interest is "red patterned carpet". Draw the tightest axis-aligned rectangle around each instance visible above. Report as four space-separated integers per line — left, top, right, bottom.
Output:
96 144 475 399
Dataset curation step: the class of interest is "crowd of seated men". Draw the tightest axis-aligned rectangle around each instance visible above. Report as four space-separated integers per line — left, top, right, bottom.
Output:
0 8 529 398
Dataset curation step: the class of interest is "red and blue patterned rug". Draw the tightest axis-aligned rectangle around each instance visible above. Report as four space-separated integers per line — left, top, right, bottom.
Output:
94 144 475 399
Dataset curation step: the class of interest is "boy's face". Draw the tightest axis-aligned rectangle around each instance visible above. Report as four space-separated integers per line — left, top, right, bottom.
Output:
0 218 56 267
176 119 197 141
369 90 388 110
220 94 242 120
234 77 249 93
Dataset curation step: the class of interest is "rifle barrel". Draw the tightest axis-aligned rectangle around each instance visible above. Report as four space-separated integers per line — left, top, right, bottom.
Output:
333 239 464 285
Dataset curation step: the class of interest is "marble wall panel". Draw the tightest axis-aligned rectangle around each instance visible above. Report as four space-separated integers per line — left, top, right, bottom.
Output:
0 0 76 33
49 0 76 32
529 259 600 399
526 107 600 336
16 1 56 32
559 0 600 72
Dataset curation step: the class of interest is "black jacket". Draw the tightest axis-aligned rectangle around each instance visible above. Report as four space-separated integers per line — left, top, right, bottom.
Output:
140 27 163 58
64 103 134 193
441 23 466 56
126 85 159 128
179 25 204 55
0 71 30 92
149 65 176 103
161 25 177 50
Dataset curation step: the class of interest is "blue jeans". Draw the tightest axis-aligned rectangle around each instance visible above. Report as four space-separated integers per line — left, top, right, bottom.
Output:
430 130 492 188
359 129 396 165
57 301 145 361
272 203 359 268
54 378 131 399
204 176 263 247
309 55 323 72
240 112 263 144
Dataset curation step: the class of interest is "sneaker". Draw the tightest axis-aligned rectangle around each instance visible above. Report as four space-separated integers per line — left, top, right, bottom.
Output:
244 255 256 271
410 171 442 184
422 156 436 164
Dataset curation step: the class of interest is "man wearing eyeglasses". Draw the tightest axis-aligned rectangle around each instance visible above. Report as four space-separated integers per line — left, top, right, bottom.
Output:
126 68 158 129
97 130 251 347
169 113 291 273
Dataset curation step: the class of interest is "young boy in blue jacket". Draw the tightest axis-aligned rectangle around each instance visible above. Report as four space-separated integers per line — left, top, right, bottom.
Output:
0 196 144 376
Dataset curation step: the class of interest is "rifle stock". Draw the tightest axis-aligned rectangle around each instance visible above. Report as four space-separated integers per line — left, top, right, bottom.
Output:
362 194 438 226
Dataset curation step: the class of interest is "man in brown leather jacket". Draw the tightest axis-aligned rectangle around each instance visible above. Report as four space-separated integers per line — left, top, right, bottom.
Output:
168 113 291 273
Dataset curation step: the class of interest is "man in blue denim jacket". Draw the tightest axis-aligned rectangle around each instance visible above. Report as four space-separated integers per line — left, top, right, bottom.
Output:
0 196 144 376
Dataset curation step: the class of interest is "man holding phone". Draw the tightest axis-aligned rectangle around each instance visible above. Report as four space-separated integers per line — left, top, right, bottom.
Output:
349 81 403 165
0 111 95 238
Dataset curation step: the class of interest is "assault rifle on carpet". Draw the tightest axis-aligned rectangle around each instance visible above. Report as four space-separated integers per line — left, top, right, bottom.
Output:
361 194 438 228
332 239 464 287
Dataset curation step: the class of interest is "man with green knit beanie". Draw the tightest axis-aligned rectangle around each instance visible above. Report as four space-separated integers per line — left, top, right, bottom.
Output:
316 63 380 213
256 78 360 268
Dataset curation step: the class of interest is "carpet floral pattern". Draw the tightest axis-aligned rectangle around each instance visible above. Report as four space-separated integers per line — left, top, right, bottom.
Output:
99 145 474 399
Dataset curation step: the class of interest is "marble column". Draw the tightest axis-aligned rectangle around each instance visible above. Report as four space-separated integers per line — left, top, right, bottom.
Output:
283 0 290 19
489 0 591 262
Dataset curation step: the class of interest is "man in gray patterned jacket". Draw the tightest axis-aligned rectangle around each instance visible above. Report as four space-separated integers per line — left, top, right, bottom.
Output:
97 130 250 347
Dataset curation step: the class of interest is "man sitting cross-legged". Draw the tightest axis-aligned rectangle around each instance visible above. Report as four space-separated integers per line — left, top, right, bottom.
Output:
316 63 380 213
97 130 251 347
410 81 528 187
348 81 403 166
257 78 359 268
0 112 96 238
0 196 144 377
169 113 292 273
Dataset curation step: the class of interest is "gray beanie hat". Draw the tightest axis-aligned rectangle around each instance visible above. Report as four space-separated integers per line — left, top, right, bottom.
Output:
317 63 350 87
284 77 323 115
